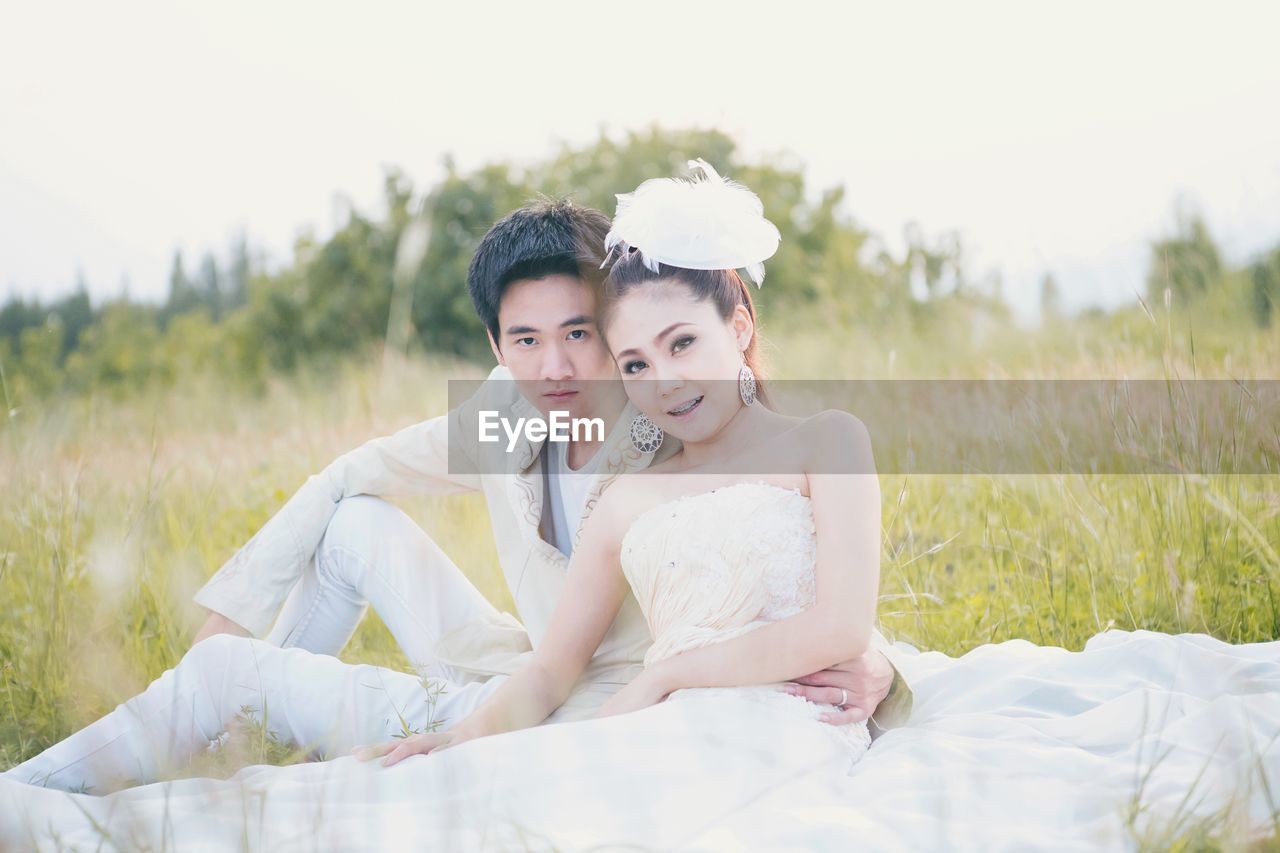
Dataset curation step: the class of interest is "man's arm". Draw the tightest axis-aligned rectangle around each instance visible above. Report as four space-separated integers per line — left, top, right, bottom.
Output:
192 404 481 643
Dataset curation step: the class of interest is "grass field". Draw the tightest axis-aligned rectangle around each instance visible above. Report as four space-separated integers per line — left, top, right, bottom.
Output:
1 307 1278 848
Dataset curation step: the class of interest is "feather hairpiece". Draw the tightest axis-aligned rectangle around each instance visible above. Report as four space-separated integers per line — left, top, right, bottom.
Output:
603 158 781 286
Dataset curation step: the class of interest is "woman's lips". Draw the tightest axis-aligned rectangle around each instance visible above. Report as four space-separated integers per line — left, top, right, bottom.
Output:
666 396 703 418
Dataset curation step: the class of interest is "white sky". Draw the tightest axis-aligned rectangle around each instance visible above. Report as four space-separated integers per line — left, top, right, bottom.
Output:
2 0 1278 321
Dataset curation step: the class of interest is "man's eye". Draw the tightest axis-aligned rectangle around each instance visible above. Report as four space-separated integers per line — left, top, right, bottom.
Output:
516 337 537 347
623 360 647 375
567 329 588 341
672 335 695 353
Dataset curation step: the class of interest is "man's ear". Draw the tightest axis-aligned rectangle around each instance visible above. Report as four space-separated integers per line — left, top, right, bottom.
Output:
487 329 506 366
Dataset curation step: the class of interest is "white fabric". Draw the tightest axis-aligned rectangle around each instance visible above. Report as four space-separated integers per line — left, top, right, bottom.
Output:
3 484 1278 849
623 483 827 667
544 439 600 558
258 491 618 718
605 158 782 285
262 494 506 685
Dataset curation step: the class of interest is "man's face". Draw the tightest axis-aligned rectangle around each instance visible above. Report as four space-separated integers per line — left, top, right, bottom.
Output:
489 274 619 421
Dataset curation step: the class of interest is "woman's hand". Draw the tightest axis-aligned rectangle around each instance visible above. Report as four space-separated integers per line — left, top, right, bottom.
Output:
351 729 469 767
593 668 672 719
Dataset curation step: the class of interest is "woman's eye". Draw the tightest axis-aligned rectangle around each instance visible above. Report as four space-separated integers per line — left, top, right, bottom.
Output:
623 360 647 375
672 335 695 353
566 329 588 341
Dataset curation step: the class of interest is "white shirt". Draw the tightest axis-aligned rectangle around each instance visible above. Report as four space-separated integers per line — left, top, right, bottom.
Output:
545 438 602 558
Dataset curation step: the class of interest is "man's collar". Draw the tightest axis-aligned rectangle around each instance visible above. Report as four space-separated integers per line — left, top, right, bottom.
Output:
504 391 641 476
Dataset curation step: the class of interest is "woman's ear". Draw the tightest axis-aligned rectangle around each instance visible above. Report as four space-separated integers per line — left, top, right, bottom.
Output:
731 304 755 353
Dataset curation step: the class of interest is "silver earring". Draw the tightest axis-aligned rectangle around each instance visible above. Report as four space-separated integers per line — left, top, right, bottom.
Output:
738 363 757 407
630 414 664 453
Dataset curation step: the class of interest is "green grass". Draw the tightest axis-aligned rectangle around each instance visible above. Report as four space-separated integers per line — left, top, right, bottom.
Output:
1 308 1277 847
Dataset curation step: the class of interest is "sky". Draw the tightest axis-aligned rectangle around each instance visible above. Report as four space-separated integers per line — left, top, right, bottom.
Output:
2 0 1278 322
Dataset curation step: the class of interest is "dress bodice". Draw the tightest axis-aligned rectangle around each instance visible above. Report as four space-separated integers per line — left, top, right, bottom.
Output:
620 481 871 757
621 482 819 668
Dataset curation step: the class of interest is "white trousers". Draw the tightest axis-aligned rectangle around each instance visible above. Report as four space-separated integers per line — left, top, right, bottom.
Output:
2 496 511 793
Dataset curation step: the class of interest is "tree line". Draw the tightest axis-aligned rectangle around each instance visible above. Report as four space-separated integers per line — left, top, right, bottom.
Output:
2 127 1277 405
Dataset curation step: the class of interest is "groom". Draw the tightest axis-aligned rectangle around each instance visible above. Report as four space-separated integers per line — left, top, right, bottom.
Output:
192 198 913 732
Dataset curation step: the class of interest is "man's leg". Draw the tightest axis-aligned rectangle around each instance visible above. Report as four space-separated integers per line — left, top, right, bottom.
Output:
262 495 505 682
1 634 505 794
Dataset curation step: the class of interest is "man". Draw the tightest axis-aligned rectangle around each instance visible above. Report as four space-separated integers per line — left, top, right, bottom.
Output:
193 197 912 735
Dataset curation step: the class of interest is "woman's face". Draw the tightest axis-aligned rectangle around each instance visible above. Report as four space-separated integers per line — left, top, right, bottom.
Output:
604 280 754 445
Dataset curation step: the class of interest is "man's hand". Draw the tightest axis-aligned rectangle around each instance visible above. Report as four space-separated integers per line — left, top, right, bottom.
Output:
192 611 252 646
352 731 461 767
781 648 894 725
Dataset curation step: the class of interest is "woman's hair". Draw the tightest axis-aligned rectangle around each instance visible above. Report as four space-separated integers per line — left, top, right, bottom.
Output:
602 245 768 396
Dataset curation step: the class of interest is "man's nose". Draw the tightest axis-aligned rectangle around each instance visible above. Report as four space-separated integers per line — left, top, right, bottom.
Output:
540 342 574 381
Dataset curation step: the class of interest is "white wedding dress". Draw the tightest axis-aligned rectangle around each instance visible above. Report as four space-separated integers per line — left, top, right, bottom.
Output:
2 482 1278 851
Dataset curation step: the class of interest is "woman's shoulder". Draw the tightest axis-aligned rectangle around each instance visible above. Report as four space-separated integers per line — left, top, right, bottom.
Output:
802 408 870 438
590 474 662 539
795 409 874 474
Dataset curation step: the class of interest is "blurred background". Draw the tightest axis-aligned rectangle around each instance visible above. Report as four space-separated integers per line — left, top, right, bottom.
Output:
1 6 1278 836
1 1 1278 396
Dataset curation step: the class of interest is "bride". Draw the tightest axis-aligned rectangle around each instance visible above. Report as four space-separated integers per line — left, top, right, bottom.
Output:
3 162 1278 851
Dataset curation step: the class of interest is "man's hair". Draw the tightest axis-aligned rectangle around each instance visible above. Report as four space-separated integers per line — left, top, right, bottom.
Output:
466 197 611 343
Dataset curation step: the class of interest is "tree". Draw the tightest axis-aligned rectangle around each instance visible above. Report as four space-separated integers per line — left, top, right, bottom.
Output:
226 230 251 310
195 252 223 320
1146 207 1222 306
1251 248 1279 328
412 160 532 360
1040 272 1061 323
161 250 201 327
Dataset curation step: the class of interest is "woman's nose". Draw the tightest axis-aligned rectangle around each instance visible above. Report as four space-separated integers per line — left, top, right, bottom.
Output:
652 363 685 397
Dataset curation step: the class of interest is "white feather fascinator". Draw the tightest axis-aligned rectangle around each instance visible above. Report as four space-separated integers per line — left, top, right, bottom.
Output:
603 158 781 286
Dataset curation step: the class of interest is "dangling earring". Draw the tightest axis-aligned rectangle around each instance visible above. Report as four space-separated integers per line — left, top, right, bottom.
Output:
630 414 664 453
738 361 757 407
